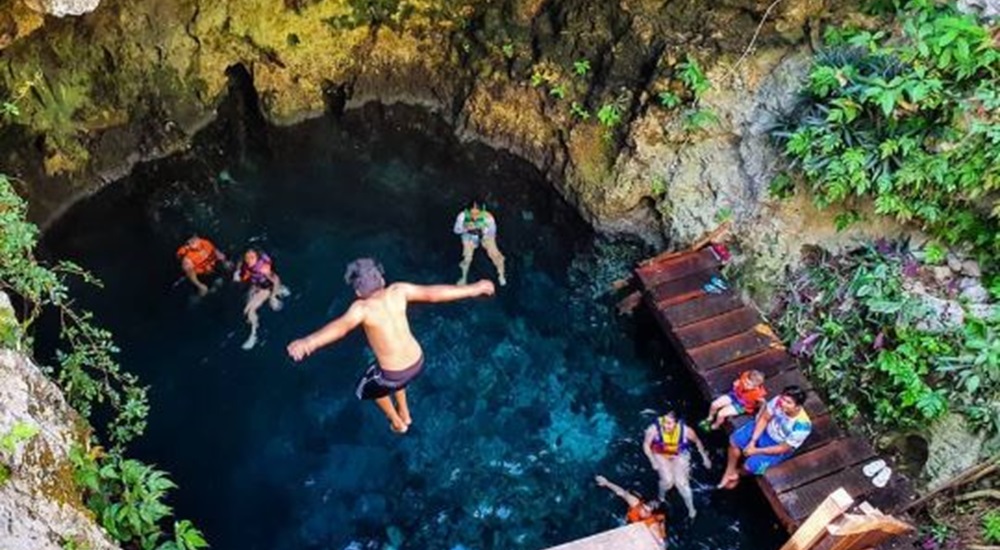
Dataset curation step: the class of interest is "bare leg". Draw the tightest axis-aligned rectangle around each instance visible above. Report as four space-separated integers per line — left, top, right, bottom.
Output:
675 455 696 518
374 396 408 434
242 288 270 350
483 238 506 286
394 389 412 426
458 240 476 285
653 455 675 501
718 443 743 489
712 404 740 429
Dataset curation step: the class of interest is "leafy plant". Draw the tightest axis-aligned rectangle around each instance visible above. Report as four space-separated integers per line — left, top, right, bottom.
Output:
923 243 946 265
683 108 719 132
549 84 566 100
501 43 515 59
657 90 681 109
772 1 1000 277
984 510 1000 544
573 59 591 76
530 71 546 87
570 102 590 120
678 55 711 100
0 422 39 485
597 103 623 128
769 173 795 199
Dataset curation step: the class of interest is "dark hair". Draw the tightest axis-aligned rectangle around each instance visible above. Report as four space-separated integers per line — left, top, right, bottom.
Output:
344 258 386 298
661 410 677 420
781 385 807 406
467 197 487 211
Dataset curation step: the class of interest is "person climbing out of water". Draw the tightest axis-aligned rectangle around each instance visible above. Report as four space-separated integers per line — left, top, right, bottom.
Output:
286 258 495 434
233 248 289 350
453 198 506 287
642 410 712 520
594 475 667 543
701 369 767 431
717 385 812 490
176 235 230 296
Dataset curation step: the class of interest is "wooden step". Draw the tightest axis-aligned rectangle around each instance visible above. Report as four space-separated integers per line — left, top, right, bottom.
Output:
688 325 784 372
765 437 876 494
675 307 761 349
660 292 743 328
648 269 719 308
702 349 796 394
636 248 720 287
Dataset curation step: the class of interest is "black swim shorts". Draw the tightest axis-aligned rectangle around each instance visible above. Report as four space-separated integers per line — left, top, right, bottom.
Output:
355 355 425 400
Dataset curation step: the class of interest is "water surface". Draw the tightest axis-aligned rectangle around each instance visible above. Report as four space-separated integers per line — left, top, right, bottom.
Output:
44 105 783 550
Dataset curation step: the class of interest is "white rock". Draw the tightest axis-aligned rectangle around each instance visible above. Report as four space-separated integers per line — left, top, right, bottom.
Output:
932 266 953 283
911 293 965 332
24 0 101 17
960 284 990 304
961 260 982 278
947 253 963 273
958 0 1000 20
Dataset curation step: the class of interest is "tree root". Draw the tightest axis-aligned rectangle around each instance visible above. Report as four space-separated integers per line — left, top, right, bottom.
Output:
954 489 1000 503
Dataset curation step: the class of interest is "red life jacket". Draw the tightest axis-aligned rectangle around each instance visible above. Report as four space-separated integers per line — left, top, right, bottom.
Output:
650 417 688 456
240 253 273 288
177 238 218 275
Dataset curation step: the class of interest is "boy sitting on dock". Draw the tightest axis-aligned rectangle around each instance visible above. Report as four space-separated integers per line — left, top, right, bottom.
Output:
718 385 811 489
701 369 766 430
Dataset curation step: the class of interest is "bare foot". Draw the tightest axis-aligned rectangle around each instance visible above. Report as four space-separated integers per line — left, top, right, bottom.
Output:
389 420 409 434
400 413 413 426
717 472 739 489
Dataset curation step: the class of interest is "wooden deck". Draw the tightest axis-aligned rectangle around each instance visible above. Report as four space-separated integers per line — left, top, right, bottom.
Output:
634 247 916 532
543 523 663 550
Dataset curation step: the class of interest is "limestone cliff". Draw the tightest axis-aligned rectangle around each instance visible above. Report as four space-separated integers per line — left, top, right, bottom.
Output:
0 0 909 288
0 293 119 550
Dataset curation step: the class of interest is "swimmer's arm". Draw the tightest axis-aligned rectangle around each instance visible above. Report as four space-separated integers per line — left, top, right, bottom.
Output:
642 425 658 467
685 426 712 469
287 302 365 361
595 476 640 507
397 281 495 303
453 213 467 235
181 258 207 293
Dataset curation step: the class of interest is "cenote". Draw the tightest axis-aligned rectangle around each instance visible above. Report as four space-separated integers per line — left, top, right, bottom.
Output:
42 101 783 550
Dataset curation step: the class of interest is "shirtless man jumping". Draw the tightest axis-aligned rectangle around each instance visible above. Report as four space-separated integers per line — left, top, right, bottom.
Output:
286 258 495 434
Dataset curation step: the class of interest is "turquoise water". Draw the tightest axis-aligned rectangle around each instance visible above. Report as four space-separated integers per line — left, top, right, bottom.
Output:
44 105 783 550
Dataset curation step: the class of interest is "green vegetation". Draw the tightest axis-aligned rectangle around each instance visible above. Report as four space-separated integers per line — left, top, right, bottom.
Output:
984 510 1000 544
597 103 623 128
0 422 40 485
776 244 1000 439
656 90 681 109
677 55 711 100
570 101 590 120
772 0 1000 284
573 59 591 76
0 173 206 547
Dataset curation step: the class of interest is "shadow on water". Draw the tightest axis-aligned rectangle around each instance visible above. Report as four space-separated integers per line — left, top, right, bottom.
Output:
41 101 785 550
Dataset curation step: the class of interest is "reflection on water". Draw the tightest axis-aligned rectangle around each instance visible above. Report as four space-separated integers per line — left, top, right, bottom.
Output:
44 105 783 550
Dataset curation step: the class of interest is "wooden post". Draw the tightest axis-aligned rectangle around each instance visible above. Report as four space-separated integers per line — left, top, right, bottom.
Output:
780 488 855 550
825 506 913 550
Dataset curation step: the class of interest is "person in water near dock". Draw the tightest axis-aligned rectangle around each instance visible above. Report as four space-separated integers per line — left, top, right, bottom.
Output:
594 475 667 543
643 410 712 520
177 235 230 296
701 369 767 431
453 198 507 286
286 258 495 434
234 248 289 350
718 385 812 490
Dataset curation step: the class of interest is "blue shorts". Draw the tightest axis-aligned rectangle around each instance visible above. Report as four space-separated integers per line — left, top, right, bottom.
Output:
730 422 794 475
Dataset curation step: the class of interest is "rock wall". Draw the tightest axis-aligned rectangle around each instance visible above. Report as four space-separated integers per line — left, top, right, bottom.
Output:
0 293 119 550
0 0 908 287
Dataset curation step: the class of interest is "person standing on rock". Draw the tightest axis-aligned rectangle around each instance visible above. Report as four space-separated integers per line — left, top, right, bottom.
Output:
453 198 506 286
643 411 712 520
286 258 495 434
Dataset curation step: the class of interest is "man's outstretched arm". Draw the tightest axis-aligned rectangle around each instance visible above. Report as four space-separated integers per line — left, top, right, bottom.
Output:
397 280 495 303
287 302 365 361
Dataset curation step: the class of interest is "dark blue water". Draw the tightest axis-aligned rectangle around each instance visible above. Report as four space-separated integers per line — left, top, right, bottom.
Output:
44 105 783 550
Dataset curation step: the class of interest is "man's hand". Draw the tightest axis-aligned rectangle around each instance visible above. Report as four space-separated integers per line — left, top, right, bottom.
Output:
475 280 496 297
744 442 758 457
287 338 314 362
702 456 712 470
196 283 209 297
595 475 608 487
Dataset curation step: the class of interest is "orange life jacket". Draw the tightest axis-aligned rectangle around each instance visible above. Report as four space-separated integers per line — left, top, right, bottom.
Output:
626 503 667 530
177 238 218 275
733 372 767 413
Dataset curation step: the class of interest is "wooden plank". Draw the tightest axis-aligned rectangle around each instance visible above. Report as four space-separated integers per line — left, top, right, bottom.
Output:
702 349 796 394
766 437 876 494
648 269 719 308
779 466 884 524
660 292 743 328
688 325 784 372
675 307 761 349
780 488 854 550
637 248 720 287
797 414 842 454
864 471 917 515
763 369 814 393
